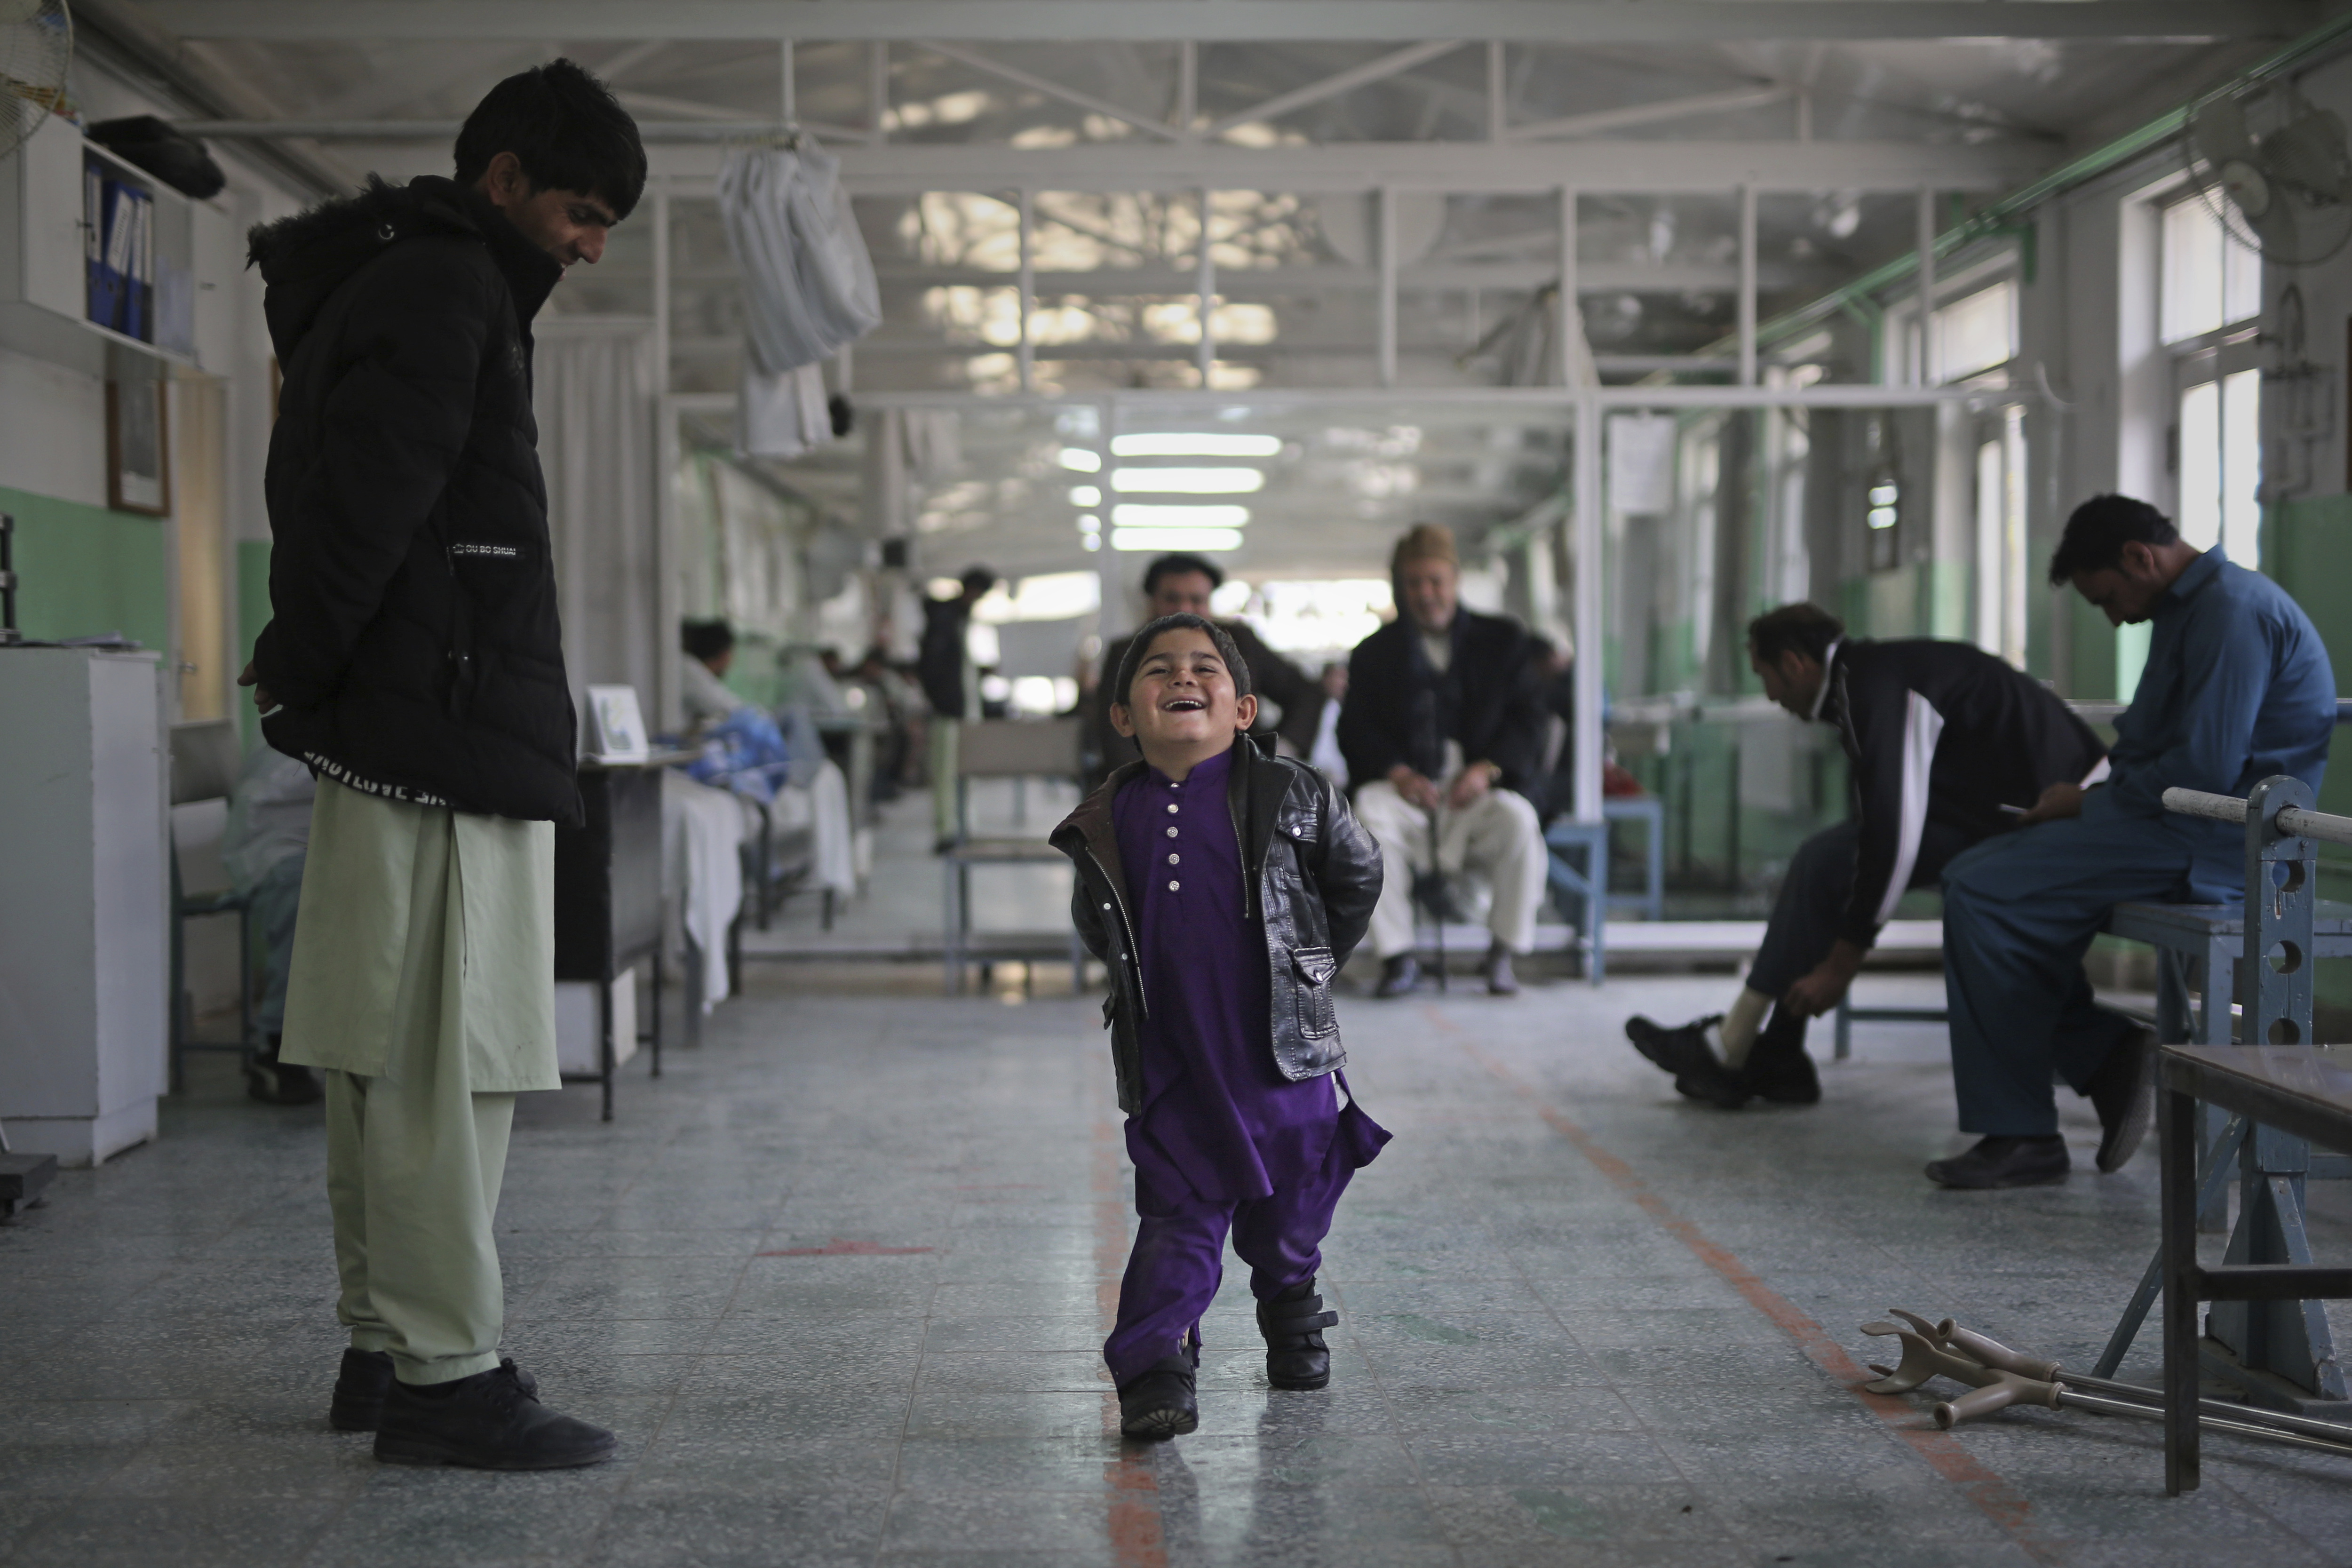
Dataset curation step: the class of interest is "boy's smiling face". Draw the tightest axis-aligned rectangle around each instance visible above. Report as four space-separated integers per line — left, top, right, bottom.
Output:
1110 627 1259 779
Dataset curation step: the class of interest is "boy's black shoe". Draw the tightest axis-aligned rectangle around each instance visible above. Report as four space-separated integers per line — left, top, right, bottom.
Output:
1924 1135 2070 1189
1740 1013 1820 1106
1374 955 1420 998
373 1359 616 1470
1480 943 1519 996
2086 1025 2157 1173
328 1347 395 1432
1117 1356 1199 1440
1257 1278 1339 1390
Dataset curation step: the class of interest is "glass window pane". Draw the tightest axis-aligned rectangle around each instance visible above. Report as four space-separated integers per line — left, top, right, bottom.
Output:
2223 226 2263 327
2221 366 2263 566
2162 198 2225 344
2177 378 2222 549
1934 280 2017 383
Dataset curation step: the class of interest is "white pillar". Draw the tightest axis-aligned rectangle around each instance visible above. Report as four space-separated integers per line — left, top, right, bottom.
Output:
780 39 795 123
1196 186 1216 388
870 42 889 140
1916 185 1938 386
1572 394 1605 825
1017 189 1035 393
1486 41 1506 142
1557 184 1577 387
1737 182 1757 387
1376 185 1398 387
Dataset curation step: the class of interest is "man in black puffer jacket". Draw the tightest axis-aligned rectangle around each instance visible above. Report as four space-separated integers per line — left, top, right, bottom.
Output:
241 60 642 1472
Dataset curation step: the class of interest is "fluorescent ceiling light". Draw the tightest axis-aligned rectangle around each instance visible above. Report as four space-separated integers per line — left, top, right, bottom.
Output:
1109 467 1265 494
1112 433 1282 458
1068 486 1102 507
1112 527 1243 552
1112 504 1249 528
1056 448 1101 472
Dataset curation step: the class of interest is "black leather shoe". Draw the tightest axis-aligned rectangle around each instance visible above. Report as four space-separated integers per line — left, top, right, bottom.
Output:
1925 1135 2070 1189
2086 1025 2157 1173
329 1348 395 1432
1374 955 1421 998
1117 1355 1199 1440
1672 1062 1750 1110
1481 944 1520 996
1257 1279 1338 1390
243 1035 322 1106
373 1360 616 1470
1741 1014 1820 1106
1626 1014 1721 1077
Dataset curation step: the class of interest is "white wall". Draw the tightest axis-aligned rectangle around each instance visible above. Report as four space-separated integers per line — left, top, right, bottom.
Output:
0 346 105 505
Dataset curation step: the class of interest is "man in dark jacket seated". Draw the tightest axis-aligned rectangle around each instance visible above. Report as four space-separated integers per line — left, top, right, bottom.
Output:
241 60 637 1470
1089 553 1320 788
1626 603 2108 1110
1339 524 1550 997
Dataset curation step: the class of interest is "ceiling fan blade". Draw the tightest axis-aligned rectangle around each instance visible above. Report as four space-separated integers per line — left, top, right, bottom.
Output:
2191 95 2258 169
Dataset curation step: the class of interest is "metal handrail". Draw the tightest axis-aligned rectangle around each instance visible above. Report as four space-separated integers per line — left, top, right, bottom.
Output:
2162 787 2352 850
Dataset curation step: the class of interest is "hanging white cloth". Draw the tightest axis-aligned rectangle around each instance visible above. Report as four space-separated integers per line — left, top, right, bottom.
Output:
661 770 747 1010
532 320 661 713
717 138 881 459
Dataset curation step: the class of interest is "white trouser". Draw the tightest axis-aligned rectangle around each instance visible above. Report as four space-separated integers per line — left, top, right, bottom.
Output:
1355 780 1548 960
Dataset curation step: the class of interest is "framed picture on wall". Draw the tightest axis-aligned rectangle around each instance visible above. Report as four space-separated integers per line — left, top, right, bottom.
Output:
106 374 170 516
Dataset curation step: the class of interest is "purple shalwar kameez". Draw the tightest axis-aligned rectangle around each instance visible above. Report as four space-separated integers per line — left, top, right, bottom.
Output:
1101 743 1387 1388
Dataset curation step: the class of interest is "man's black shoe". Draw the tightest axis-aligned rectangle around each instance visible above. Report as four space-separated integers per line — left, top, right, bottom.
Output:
244 1034 322 1106
1672 1062 1750 1110
1626 1014 1721 1077
1924 1135 2070 1190
1741 1015 1820 1106
1374 955 1421 998
373 1359 616 1470
329 1348 395 1432
1481 944 1519 997
2086 1025 2157 1173
1257 1278 1338 1391
1118 1355 1199 1440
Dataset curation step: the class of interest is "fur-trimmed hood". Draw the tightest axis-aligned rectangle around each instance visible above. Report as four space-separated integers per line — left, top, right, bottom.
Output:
247 175 560 365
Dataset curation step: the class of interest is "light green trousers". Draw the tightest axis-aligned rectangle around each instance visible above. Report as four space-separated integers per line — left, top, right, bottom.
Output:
286 781 553 1387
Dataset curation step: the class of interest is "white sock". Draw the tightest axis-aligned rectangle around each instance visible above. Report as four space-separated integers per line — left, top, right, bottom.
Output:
1718 987 1772 1068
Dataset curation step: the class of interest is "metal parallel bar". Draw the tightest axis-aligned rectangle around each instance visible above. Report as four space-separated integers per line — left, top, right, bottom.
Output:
2163 785 2352 849
2195 1264 2352 1303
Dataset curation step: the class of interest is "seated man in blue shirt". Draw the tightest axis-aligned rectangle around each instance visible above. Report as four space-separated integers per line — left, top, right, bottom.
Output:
1928 494 2336 1189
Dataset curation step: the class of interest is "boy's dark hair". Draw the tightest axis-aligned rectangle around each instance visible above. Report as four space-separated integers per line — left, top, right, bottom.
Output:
454 59 647 221
1747 603 1844 666
681 618 735 663
1143 552 1225 596
1112 613 1255 709
959 565 998 598
2048 493 2180 584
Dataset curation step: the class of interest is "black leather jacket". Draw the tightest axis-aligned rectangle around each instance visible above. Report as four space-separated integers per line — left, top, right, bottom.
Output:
1051 739 1383 1115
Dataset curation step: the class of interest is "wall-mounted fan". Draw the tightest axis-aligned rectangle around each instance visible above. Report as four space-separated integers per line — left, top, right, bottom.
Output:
2 0 73 162
2186 80 2352 267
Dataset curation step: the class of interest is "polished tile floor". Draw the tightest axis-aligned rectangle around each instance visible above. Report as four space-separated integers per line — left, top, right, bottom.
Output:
10 828 2352 1564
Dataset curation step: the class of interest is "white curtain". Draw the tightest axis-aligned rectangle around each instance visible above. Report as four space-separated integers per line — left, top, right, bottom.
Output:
533 318 660 719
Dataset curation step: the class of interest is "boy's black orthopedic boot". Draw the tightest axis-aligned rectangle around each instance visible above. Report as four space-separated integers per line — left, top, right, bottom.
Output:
1118 1355 1199 1440
1740 1007 1820 1106
329 1347 396 1432
373 1359 616 1469
1258 1277 1339 1390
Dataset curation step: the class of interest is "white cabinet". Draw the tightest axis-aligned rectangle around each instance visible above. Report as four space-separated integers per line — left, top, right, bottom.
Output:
0 648 170 1166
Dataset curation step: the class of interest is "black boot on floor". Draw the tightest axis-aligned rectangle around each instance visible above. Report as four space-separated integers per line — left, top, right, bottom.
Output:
2085 1024 2157 1173
1257 1278 1339 1391
243 1033 321 1106
1924 1135 2070 1190
1627 1016 1747 1107
328 1347 395 1432
1374 954 1421 999
1740 1010 1820 1106
1117 1355 1199 1440
1480 942 1519 997
373 1359 616 1470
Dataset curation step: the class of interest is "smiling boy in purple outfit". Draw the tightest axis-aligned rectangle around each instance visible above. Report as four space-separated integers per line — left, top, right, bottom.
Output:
1052 612 1388 1440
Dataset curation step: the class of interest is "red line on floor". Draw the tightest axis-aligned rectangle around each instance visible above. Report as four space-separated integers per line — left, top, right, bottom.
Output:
1441 1012 2060 1565
1094 1100 1167 1568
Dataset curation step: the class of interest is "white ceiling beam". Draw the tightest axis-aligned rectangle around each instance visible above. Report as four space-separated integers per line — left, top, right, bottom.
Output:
1204 40 1466 139
142 1 2316 43
183 126 2041 193
1506 84 1789 142
912 40 1183 141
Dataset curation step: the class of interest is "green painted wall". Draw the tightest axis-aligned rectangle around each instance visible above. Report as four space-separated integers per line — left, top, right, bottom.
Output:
0 485 169 653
